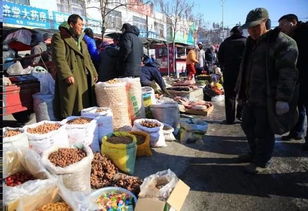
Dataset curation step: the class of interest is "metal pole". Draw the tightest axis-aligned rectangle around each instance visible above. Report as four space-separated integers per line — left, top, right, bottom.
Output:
220 0 225 39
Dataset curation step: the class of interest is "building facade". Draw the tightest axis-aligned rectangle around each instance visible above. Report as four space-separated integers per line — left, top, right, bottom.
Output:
3 0 195 45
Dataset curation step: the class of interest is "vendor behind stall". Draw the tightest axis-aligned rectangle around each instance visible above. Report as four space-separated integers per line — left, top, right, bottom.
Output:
140 55 170 96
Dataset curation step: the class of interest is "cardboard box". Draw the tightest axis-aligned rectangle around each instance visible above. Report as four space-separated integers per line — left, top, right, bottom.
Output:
135 179 190 211
179 104 214 116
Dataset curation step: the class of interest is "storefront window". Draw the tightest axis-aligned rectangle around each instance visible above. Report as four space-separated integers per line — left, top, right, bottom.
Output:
106 9 122 30
154 22 164 39
7 0 30 5
133 16 146 35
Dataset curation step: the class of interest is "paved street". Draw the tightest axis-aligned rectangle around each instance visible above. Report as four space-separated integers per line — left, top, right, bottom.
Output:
3 102 308 211
135 102 308 211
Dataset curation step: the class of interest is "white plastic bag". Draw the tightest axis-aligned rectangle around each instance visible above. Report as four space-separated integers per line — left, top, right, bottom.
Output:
3 149 58 210
162 124 176 141
81 107 113 152
7 61 32 75
180 118 208 144
133 119 167 147
33 93 56 122
24 121 69 155
42 145 94 192
211 94 225 102
139 169 179 201
31 66 55 95
62 116 98 147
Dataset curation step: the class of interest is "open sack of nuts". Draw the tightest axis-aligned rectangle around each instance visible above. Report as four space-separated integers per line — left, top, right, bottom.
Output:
3 127 29 149
24 121 69 155
62 116 98 148
3 149 58 211
81 107 113 152
42 145 94 192
133 119 167 147
101 132 137 174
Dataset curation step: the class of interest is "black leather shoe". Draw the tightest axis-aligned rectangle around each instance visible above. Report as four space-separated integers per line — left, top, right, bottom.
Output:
236 153 253 163
281 134 302 141
244 163 268 174
221 120 235 125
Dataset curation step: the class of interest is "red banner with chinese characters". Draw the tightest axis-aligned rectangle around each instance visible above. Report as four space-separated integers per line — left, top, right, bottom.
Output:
128 0 152 16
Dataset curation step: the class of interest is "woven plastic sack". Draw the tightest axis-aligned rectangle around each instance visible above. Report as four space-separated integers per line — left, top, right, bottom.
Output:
150 101 180 129
81 107 113 152
42 145 94 192
118 77 145 121
129 131 152 156
32 93 56 122
24 121 69 155
101 132 137 174
61 116 98 148
95 81 131 130
133 119 167 147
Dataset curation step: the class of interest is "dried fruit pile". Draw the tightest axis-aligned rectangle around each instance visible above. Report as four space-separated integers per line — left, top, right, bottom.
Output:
27 123 61 134
113 173 143 195
48 148 87 168
5 171 36 187
134 134 145 145
91 153 118 189
67 117 92 124
90 153 142 194
36 202 71 211
107 136 133 144
140 121 161 128
4 129 22 137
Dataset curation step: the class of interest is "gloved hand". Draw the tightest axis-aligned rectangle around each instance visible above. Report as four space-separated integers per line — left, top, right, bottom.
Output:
162 88 172 97
275 101 289 115
149 81 158 92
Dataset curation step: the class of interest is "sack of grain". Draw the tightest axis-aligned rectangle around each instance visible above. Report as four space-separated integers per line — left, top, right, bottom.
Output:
95 81 131 131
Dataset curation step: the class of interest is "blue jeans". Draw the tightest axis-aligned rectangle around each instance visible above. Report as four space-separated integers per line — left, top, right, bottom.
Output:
241 104 275 167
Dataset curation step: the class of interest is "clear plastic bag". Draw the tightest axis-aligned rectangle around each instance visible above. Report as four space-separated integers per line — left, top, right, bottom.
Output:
3 149 57 210
139 169 179 201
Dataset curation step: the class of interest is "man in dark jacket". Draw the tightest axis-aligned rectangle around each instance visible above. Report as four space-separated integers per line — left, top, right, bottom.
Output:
205 45 217 73
237 8 298 174
98 38 120 82
218 26 246 124
118 23 143 77
279 14 308 151
140 55 169 95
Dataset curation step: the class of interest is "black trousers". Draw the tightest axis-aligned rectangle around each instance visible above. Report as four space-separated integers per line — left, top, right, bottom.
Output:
241 104 275 167
224 85 243 123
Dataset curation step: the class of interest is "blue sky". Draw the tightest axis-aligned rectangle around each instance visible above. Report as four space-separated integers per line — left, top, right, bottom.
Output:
193 0 308 28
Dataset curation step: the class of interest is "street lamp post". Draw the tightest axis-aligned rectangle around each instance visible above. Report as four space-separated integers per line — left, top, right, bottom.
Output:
220 0 225 39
